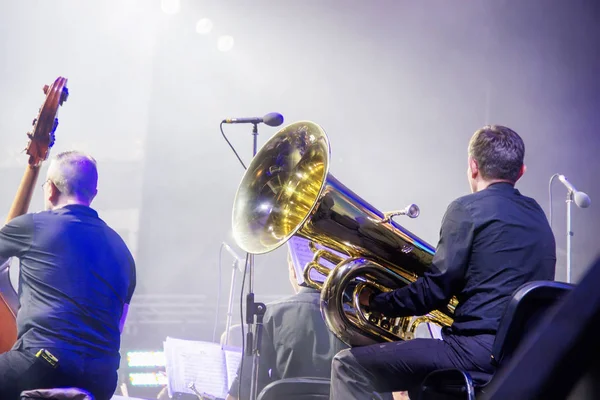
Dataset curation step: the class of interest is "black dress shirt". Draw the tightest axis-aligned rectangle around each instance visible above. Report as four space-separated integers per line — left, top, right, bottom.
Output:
229 287 348 399
370 182 556 335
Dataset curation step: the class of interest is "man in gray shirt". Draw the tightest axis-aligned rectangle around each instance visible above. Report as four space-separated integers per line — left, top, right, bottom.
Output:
0 151 136 400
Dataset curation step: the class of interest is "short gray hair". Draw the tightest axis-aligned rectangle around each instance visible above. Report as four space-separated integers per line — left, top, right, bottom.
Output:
468 125 525 183
49 151 98 203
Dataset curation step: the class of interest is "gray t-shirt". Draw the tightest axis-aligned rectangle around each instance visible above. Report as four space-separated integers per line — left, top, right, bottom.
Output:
0 204 136 359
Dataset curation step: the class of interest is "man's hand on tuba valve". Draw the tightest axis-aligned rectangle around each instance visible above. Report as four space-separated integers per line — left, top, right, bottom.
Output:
359 287 374 307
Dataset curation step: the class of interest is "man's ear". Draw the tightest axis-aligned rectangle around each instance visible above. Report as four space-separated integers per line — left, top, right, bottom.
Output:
516 164 527 182
469 157 479 179
48 181 60 203
88 188 98 204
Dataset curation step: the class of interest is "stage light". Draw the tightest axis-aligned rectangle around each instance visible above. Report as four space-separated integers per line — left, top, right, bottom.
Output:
217 35 235 52
161 0 180 15
196 18 213 35
127 351 166 367
129 372 168 386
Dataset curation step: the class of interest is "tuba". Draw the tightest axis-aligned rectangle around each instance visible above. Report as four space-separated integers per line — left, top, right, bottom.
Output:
232 121 456 346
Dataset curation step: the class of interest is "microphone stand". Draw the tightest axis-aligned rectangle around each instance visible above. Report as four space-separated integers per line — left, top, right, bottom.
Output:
246 122 266 400
252 122 259 156
223 258 239 347
566 190 574 284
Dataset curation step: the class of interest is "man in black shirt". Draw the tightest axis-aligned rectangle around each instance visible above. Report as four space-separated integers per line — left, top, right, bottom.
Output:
226 242 348 400
330 125 556 399
0 151 136 400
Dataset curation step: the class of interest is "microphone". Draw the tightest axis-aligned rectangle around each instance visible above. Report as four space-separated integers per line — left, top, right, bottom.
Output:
222 243 245 266
222 112 284 127
558 175 591 208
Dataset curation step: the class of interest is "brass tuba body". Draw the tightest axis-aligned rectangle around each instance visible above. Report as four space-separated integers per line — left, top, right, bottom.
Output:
232 121 455 346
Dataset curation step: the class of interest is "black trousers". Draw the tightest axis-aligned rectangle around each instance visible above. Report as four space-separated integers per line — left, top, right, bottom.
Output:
0 347 119 400
330 332 496 400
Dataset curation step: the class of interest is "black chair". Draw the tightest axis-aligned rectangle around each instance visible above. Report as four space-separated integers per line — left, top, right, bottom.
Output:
256 377 331 400
20 387 94 400
481 256 600 399
417 280 574 400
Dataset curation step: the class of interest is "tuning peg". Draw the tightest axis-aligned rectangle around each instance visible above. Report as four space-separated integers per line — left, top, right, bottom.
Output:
52 118 59 133
32 118 37 126
43 85 49 95
60 87 69 105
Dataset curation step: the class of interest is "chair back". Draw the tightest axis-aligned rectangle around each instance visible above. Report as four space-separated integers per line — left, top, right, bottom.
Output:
491 280 573 367
256 377 331 400
219 323 244 348
20 387 94 400
417 280 574 400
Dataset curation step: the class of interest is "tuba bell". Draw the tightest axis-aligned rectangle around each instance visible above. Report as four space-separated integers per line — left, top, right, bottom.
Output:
232 121 456 346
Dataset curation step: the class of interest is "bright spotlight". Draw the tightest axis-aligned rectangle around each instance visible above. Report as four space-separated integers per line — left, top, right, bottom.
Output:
161 0 180 15
196 18 213 35
217 35 235 52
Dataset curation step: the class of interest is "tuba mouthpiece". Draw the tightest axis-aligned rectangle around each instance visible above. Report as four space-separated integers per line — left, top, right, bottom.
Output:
404 204 420 219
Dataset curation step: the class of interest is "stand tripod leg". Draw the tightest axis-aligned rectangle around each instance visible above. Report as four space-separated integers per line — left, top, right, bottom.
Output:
224 264 238 346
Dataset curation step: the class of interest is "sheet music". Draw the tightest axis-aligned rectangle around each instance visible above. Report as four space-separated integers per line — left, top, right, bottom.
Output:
164 339 176 398
164 337 239 398
287 236 345 284
223 345 243 390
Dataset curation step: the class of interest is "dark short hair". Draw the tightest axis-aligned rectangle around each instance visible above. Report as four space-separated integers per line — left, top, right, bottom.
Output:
468 125 525 183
